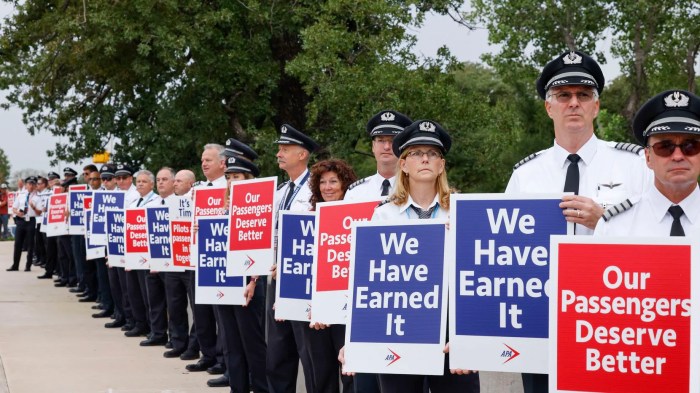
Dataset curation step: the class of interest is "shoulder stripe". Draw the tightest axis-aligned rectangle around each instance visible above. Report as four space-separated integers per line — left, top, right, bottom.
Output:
277 180 288 191
602 199 634 222
347 176 369 191
377 198 392 207
513 152 542 170
614 142 644 155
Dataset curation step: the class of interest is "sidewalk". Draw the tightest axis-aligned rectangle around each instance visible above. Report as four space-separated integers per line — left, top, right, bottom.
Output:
0 241 211 393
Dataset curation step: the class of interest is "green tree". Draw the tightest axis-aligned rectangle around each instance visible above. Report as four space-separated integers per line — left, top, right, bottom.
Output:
0 147 10 184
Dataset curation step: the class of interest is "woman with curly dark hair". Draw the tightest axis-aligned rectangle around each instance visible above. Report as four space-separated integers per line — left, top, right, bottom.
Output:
305 158 357 393
308 159 358 210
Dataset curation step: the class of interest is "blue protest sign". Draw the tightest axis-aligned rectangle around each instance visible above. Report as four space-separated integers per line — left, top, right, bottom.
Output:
90 190 125 245
68 190 92 235
275 211 315 321
195 216 245 305
146 206 180 272
106 210 126 268
84 208 105 260
448 193 570 373
344 219 447 375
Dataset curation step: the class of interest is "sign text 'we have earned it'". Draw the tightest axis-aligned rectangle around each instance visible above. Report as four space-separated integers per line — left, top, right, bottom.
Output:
448 194 570 373
344 219 448 375
549 237 700 393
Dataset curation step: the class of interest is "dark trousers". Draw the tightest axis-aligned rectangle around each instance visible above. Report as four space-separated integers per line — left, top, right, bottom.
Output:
215 282 268 393
57 235 75 283
11 217 35 270
522 373 548 393
44 236 58 275
34 225 46 264
108 266 124 320
83 258 98 298
95 257 112 311
126 269 149 331
378 355 480 393
266 278 315 393
116 267 133 324
70 235 86 288
187 270 219 362
164 271 192 352
145 272 168 339
303 324 353 393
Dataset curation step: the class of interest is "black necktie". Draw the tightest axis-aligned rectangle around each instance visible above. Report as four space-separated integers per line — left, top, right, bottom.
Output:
136 197 143 207
283 182 295 209
668 205 685 236
411 205 436 219
381 179 391 196
563 154 581 195
161 199 165 205
207 182 213 187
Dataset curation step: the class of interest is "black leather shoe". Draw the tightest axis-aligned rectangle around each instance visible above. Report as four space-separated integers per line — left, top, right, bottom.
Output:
37 273 52 279
105 319 126 328
76 292 90 298
207 375 230 388
179 349 200 361
206 363 226 375
140 336 168 346
124 327 149 337
6 267 18 271
23 267 31 272
54 281 68 287
121 324 134 331
79 296 98 303
91 304 104 310
165 341 173 349
69 287 83 293
92 310 112 318
186 358 216 372
163 349 185 358
67 281 78 288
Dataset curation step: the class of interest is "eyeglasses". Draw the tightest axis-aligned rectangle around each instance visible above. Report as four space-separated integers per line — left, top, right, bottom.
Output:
548 91 595 103
405 150 442 160
101 176 114 181
649 139 700 157
115 175 129 181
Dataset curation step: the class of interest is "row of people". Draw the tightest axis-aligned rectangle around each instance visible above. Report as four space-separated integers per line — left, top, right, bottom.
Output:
7 48 700 393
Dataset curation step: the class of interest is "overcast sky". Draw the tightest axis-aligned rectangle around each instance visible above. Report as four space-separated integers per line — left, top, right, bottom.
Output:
0 3 622 176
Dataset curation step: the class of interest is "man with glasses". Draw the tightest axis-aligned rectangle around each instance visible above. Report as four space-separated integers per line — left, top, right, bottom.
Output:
31 177 50 268
505 50 652 393
345 110 413 203
595 90 700 236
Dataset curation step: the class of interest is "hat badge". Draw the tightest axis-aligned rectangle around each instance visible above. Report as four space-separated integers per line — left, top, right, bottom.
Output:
562 51 582 65
281 126 288 134
664 91 689 108
117 165 124 169
381 112 395 122
228 157 236 164
419 122 436 132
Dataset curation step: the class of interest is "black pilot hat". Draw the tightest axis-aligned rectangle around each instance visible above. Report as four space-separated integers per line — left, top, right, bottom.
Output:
536 50 605 100
225 155 261 177
114 163 134 177
632 90 700 145
63 167 78 177
47 171 60 180
99 164 117 178
224 138 259 161
392 120 452 157
24 176 38 184
366 110 413 138
274 124 320 153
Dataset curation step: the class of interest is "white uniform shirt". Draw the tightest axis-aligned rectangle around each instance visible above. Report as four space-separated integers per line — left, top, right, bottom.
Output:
275 169 313 216
207 175 227 188
594 185 700 237
372 194 448 222
13 189 37 219
505 134 653 235
124 184 140 208
30 191 46 221
344 173 396 202
128 191 158 208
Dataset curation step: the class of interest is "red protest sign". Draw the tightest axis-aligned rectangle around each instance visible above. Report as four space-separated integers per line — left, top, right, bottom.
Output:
171 220 193 269
229 178 274 251
551 237 698 393
47 194 68 225
193 187 227 217
69 184 88 191
83 196 92 210
315 200 378 291
125 208 149 269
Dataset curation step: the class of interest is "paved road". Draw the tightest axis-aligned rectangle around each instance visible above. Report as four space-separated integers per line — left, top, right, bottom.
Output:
0 240 523 393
